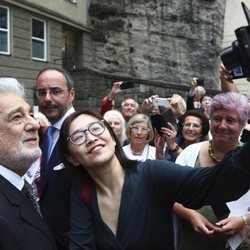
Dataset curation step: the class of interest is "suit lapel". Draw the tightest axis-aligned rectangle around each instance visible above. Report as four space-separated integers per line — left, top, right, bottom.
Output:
19 198 56 243
40 140 62 195
0 176 55 244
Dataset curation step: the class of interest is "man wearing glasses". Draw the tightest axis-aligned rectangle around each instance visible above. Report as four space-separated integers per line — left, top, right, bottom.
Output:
35 67 75 250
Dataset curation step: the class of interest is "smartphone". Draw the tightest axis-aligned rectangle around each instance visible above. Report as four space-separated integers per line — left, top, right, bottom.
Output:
152 97 170 107
162 109 177 127
120 81 135 89
150 114 167 135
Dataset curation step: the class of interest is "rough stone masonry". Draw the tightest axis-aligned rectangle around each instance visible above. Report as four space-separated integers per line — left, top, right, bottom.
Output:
72 0 226 110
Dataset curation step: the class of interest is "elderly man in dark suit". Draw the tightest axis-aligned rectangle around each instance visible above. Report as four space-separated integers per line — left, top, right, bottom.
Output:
35 67 75 250
0 78 57 250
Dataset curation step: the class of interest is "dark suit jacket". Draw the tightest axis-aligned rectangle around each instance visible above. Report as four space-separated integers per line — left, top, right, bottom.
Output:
40 135 72 250
0 175 57 250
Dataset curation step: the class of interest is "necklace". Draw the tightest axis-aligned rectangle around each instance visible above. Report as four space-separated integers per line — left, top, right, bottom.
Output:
208 140 221 163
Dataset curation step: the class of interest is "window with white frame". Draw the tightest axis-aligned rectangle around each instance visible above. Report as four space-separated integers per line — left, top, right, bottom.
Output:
32 18 47 61
0 5 10 55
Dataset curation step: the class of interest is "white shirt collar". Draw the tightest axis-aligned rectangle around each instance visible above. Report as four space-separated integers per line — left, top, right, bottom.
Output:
47 106 75 158
0 164 24 191
24 158 40 185
52 106 75 130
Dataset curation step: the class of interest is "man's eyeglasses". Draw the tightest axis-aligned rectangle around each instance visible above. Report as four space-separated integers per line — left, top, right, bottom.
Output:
182 123 201 129
35 87 65 98
131 125 149 133
67 120 105 145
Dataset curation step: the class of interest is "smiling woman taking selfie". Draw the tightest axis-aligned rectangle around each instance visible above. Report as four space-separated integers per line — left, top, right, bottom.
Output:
59 109 250 250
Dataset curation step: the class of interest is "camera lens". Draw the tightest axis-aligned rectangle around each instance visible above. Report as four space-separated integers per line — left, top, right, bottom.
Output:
220 42 240 70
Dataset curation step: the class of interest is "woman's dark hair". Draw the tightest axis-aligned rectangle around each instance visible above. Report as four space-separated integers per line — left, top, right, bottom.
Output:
59 110 137 178
178 110 210 139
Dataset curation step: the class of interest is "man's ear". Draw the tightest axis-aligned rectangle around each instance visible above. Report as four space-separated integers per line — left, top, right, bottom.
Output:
65 154 80 167
69 87 75 102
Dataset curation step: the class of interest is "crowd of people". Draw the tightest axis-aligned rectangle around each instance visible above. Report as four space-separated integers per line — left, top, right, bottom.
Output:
1 65 250 250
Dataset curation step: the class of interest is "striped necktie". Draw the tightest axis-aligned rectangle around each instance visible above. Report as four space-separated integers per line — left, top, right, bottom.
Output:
22 180 42 217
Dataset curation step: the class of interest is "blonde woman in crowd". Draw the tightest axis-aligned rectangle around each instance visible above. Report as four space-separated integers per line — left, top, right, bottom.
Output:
123 114 155 161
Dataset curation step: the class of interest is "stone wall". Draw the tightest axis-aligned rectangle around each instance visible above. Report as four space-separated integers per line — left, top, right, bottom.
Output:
87 0 226 90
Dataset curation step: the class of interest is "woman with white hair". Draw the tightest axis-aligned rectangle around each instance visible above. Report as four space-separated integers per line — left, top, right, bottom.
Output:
103 109 127 146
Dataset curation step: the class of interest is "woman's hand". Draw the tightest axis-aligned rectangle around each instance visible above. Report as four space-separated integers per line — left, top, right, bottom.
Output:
216 216 245 237
161 123 177 149
173 203 218 237
154 131 165 159
188 210 219 237
141 95 159 115
220 64 239 93
168 94 186 118
107 81 124 100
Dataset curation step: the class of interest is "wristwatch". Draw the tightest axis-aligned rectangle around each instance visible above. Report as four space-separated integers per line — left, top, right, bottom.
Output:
169 144 180 153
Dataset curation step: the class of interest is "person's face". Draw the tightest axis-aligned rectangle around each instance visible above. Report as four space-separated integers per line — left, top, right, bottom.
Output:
0 94 41 176
210 109 242 144
152 105 160 114
130 120 149 146
194 86 205 102
202 96 212 110
122 99 137 121
106 114 122 137
36 70 75 124
66 114 116 169
181 116 203 144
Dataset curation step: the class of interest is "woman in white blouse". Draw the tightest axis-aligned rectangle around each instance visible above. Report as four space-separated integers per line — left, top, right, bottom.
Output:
123 114 155 161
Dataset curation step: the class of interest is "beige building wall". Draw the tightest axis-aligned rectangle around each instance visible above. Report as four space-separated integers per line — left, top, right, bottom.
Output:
3 0 89 27
223 0 250 95
0 0 92 106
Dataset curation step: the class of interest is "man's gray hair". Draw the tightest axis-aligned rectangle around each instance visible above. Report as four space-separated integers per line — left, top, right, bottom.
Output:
0 78 25 98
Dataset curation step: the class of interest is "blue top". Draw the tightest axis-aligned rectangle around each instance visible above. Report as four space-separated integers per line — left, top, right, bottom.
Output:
69 143 250 250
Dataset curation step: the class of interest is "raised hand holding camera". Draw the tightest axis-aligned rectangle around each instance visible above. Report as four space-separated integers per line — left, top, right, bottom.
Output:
152 97 170 108
220 2 250 79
